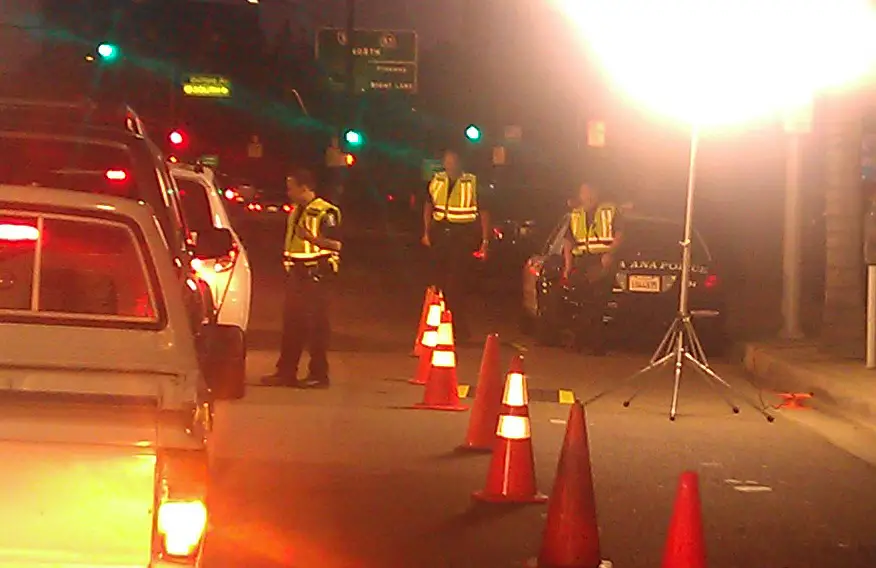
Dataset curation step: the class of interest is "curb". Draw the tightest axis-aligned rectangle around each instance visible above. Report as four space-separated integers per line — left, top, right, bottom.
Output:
741 343 876 427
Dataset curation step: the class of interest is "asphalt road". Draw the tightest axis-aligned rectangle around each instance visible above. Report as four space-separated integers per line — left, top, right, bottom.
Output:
203 214 876 568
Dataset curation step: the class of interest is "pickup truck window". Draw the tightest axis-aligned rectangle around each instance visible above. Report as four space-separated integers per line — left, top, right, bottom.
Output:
0 134 139 198
0 212 160 326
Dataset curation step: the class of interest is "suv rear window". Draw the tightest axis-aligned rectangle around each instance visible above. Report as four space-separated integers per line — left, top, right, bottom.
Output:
0 134 139 198
0 212 160 327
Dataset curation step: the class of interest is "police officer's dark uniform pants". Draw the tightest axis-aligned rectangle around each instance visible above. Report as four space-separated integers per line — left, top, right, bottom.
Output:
276 265 331 382
546 256 614 352
431 224 477 340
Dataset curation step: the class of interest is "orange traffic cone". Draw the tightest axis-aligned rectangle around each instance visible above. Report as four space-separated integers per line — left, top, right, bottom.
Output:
457 334 505 452
537 400 601 568
412 310 468 411
411 286 437 357
473 355 547 504
410 297 445 385
661 472 706 568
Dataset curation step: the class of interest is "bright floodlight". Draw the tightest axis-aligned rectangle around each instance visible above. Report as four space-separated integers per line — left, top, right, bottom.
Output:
555 0 876 125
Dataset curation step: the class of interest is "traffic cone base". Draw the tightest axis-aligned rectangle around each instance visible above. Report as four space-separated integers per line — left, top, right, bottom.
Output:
409 352 431 385
472 437 547 503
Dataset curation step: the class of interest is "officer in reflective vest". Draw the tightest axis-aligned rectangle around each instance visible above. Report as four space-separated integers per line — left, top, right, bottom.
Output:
556 182 625 354
262 166 342 388
421 149 492 344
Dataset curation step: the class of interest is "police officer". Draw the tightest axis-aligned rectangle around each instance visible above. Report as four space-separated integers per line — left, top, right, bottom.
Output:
421 149 492 344
262 166 342 388
554 182 624 354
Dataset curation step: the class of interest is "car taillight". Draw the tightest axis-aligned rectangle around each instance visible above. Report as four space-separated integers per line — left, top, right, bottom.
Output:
283 204 292 213
192 247 237 274
704 274 718 289
0 223 39 241
224 189 237 200
105 169 128 181
246 203 262 212
154 450 208 563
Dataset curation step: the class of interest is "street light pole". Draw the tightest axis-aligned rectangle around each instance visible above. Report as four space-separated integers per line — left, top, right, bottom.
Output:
343 0 356 137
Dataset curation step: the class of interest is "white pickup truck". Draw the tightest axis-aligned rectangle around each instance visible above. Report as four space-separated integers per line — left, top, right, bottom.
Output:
0 185 246 566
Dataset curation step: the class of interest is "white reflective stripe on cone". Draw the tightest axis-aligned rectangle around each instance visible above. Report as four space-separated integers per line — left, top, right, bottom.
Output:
497 415 531 440
502 372 528 406
436 321 454 346
432 349 456 368
426 304 442 327
421 329 438 348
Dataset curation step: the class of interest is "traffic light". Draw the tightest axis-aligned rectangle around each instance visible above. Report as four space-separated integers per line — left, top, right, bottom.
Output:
464 124 482 142
96 42 120 62
343 129 363 147
168 129 186 147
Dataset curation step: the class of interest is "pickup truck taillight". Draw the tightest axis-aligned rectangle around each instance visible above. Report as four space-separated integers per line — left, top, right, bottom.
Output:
154 450 208 564
157 500 207 558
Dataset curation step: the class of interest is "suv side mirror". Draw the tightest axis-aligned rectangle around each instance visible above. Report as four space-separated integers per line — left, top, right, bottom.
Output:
194 227 234 259
204 324 246 400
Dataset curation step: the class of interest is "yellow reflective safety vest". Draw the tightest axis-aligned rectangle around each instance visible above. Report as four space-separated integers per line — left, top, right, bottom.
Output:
429 172 478 223
283 198 341 272
569 203 618 255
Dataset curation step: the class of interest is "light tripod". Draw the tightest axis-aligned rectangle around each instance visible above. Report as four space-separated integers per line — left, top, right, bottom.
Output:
586 125 774 422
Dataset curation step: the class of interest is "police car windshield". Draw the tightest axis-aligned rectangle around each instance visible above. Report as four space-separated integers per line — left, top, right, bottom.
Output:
0 134 138 198
623 218 710 262
175 178 214 234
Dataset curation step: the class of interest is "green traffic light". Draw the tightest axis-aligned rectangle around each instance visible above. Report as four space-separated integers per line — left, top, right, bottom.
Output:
465 124 481 141
344 129 363 146
97 43 119 61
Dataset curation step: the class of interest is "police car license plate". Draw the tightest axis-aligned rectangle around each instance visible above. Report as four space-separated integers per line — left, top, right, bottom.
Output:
628 274 661 293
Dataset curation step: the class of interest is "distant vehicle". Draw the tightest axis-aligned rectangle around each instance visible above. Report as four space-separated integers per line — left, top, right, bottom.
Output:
0 184 245 566
521 214 727 352
171 162 252 332
0 98 220 328
246 189 293 219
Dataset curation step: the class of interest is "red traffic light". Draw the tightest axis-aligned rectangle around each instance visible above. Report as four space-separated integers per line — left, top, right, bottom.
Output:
169 130 185 146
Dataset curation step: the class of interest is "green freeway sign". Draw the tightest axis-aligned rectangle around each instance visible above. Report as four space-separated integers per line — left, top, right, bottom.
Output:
182 74 232 98
199 155 220 167
316 28 418 93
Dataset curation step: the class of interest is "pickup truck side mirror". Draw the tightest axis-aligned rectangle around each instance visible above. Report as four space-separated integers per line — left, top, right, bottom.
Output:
204 324 246 400
194 227 234 260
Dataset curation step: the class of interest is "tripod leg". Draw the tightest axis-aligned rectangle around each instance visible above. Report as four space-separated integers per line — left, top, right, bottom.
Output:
683 352 775 422
684 318 710 364
650 317 679 363
622 352 674 406
669 331 685 421
680 353 740 413
582 352 673 406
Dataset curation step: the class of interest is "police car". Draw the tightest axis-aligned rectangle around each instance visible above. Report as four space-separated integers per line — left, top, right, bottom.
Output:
521 213 727 352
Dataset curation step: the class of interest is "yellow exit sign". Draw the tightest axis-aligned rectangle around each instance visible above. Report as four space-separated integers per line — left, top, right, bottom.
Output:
182 75 232 98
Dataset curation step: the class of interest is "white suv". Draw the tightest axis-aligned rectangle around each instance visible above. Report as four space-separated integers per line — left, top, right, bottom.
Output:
171 163 252 333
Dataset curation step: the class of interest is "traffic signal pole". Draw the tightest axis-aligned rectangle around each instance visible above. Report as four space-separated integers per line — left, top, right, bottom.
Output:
342 0 356 140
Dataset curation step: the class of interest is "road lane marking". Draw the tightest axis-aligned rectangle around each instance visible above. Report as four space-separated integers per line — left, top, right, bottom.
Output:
558 390 576 405
724 478 773 493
